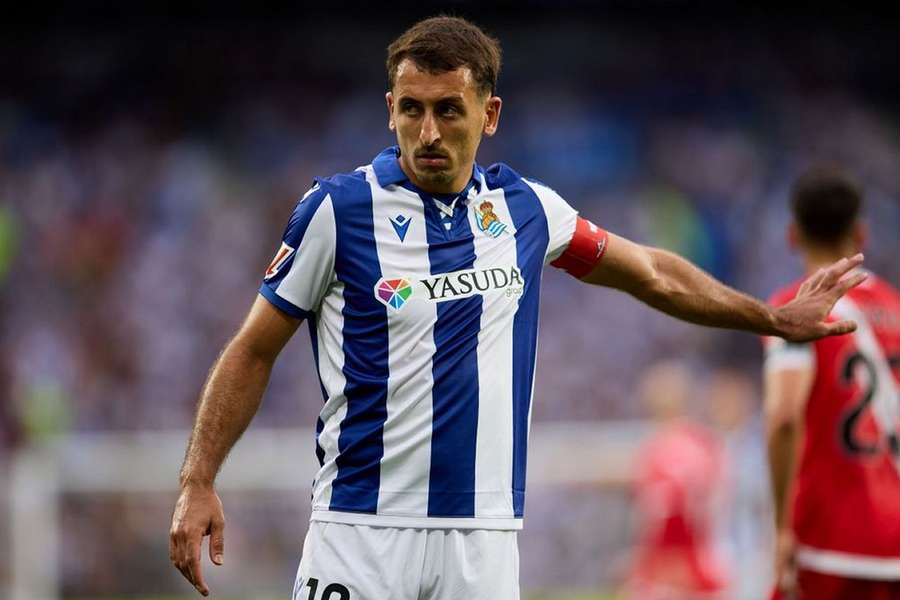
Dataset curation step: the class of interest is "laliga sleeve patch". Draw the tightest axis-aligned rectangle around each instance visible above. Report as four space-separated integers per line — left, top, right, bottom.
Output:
264 241 296 280
550 217 609 278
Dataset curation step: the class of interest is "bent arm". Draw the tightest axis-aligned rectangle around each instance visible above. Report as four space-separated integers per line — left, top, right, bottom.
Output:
764 365 814 531
179 295 302 488
579 232 865 341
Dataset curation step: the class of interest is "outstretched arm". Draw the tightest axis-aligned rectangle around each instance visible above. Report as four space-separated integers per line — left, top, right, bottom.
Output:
169 295 301 596
580 231 866 342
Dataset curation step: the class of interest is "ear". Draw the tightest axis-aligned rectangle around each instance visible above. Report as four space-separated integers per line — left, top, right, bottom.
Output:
386 92 395 132
853 221 868 252
787 222 800 252
482 96 502 137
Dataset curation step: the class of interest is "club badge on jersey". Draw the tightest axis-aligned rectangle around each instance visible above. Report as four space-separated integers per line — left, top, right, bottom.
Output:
551 216 609 278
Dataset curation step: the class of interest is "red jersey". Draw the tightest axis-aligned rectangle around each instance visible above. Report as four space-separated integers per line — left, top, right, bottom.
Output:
764 273 900 577
629 420 730 593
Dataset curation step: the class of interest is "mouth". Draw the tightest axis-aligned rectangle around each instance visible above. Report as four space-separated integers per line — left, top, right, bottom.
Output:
415 152 450 168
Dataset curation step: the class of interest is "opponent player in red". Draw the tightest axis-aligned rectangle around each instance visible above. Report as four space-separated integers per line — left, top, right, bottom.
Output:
626 362 731 600
764 167 900 599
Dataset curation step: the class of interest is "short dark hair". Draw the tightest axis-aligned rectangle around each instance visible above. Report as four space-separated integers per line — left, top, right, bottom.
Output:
790 166 863 245
386 16 502 96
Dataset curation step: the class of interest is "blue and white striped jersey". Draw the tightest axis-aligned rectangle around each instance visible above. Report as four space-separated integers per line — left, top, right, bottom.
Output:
260 146 578 529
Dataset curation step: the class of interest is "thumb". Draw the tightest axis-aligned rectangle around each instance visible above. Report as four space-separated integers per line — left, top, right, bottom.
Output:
826 319 857 337
209 517 225 565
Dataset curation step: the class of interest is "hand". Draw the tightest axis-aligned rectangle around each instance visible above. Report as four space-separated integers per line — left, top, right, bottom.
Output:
775 254 867 343
169 483 226 597
774 528 798 599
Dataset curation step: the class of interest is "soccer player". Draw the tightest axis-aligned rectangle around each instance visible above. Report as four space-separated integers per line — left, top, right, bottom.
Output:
763 167 900 599
625 361 731 600
168 17 868 599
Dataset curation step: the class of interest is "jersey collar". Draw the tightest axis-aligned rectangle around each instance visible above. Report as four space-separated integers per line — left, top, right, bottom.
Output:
372 146 484 195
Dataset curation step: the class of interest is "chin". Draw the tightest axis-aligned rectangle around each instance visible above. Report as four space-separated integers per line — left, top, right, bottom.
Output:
418 169 454 187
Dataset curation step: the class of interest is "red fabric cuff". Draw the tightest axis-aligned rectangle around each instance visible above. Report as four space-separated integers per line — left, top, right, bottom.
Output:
550 217 609 279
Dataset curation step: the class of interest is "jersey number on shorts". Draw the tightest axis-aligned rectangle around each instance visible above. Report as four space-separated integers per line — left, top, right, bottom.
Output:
839 351 900 457
303 577 350 600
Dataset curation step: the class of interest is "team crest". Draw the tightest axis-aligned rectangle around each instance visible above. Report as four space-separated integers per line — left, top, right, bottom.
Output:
474 201 507 238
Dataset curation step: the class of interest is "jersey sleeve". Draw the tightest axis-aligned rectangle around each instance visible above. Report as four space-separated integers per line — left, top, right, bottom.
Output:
258 182 335 320
763 336 815 374
522 179 579 264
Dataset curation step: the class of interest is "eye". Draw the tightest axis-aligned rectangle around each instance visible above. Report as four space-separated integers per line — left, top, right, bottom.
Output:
400 101 421 116
439 104 462 118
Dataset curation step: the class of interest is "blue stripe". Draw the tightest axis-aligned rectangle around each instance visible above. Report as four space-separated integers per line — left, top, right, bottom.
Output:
504 183 549 518
258 285 311 320
327 172 389 514
424 196 481 517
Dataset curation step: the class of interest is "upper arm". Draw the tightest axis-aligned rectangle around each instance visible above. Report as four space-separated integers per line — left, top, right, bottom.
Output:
240 182 336 361
580 232 657 293
762 337 816 430
232 294 303 361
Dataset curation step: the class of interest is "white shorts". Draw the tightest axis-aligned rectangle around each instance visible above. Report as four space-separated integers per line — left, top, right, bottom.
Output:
292 521 520 600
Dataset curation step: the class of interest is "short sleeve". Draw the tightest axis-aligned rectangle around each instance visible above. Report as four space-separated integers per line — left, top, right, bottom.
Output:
522 179 579 264
763 336 815 374
259 183 336 320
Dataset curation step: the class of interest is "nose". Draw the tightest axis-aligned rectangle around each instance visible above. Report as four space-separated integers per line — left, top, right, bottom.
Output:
419 111 440 147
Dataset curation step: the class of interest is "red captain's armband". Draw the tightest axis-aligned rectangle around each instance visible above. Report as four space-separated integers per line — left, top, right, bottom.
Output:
550 217 609 278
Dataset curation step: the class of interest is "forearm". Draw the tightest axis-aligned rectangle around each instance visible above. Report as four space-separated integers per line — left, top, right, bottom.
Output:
179 340 274 488
767 421 798 531
635 248 780 335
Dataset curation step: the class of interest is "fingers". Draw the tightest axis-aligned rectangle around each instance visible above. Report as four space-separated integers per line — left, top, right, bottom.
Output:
170 525 209 596
835 270 869 297
824 253 865 286
209 515 225 566
826 319 858 337
187 538 209 596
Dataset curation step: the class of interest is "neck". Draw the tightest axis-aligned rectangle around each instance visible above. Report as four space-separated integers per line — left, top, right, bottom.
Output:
802 242 859 275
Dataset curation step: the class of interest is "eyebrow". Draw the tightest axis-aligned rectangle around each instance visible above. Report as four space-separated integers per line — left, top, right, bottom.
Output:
397 93 466 104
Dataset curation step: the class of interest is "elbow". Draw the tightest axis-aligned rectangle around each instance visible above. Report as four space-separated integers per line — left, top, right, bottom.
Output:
765 407 800 441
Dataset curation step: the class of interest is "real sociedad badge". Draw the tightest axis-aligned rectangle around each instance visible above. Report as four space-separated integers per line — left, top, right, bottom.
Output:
474 201 507 238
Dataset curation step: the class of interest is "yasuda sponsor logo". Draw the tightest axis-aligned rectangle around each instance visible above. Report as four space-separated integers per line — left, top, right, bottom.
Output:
374 266 525 311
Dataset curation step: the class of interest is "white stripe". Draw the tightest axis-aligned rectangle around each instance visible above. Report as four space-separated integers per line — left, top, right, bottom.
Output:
366 167 437 516
470 186 517 518
276 194 336 313
797 545 900 579
763 340 816 374
311 280 347 511
310 509 522 530
522 179 578 264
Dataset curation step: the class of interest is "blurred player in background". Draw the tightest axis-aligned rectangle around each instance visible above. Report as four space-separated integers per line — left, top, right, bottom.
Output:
168 16 871 600
763 167 900 599
625 361 730 600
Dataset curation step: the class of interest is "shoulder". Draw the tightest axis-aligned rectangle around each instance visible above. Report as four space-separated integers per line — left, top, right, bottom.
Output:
312 168 371 208
483 162 558 194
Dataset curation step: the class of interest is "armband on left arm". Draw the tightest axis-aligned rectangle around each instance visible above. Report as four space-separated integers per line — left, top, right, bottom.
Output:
550 217 609 278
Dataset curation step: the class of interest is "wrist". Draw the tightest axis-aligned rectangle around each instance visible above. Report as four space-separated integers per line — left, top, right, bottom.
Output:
179 473 215 490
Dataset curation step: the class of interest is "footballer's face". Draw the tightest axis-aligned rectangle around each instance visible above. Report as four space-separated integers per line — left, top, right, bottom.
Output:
387 60 502 195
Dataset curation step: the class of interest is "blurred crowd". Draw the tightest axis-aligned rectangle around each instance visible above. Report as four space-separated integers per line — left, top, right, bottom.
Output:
1 12 898 597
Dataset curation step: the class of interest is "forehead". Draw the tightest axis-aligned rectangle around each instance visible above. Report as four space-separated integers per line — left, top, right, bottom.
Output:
393 59 479 100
